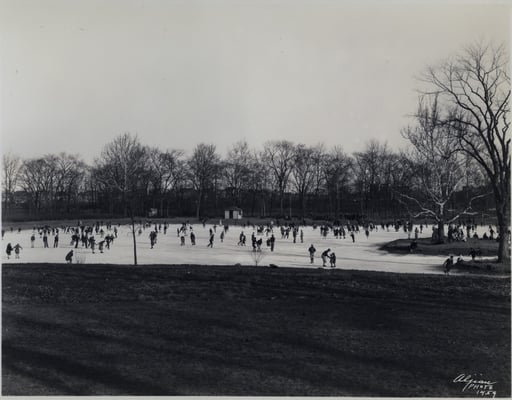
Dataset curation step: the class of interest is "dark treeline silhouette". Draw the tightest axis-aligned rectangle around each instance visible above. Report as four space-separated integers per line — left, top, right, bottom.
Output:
2 135 491 225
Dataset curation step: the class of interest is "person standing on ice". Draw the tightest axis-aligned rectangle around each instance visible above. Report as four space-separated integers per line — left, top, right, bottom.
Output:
350 232 355 242
329 252 336 268
30 234 35 248
300 229 304 243
13 243 22 259
53 233 59 248
269 234 275 252
220 230 225 243
207 232 214 248
308 244 316 263
190 230 196 245
89 236 96 253
6 243 13 259
43 232 49 248
150 231 157 249
321 248 330 267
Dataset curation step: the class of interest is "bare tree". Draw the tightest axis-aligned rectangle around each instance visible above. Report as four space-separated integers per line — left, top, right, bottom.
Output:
94 133 148 265
291 144 318 218
322 146 352 220
353 140 390 218
188 143 220 219
2 153 21 216
147 148 186 216
423 42 510 261
19 155 60 215
261 140 295 216
54 153 87 213
401 96 487 242
246 151 269 217
224 140 253 207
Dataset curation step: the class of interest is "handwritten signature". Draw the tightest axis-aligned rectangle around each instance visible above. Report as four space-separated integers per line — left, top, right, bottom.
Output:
453 374 497 397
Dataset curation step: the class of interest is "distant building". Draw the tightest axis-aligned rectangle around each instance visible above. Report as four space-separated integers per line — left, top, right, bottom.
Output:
225 206 243 220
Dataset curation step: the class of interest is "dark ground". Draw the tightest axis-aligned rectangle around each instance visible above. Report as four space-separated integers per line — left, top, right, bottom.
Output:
2 264 511 396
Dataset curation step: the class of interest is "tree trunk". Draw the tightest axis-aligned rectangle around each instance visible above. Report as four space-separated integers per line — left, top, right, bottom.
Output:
437 221 445 244
301 192 306 218
195 190 202 219
496 201 510 266
128 202 138 266
335 184 340 219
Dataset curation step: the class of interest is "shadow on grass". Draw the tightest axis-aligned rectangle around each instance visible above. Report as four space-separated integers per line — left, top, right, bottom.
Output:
3 265 510 396
3 342 171 395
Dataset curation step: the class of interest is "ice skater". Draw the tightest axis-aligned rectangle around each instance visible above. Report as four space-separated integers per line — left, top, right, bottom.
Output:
150 231 157 248
308 244 316 263
329 252 336 268
321 248 330 267
207 233 214 248
65 250 74 264
13 243 22 259
89 236 96 253
6 243 13 259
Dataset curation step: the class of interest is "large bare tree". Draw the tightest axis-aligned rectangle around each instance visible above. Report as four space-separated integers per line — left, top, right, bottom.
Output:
291 144 318 218
261 140 295 216
322 146 353 220
423 42 510 261
353 140 390 218
224 140 254 207
147 148 186 216
94 133 148 265
401 96 487 242
188 143 220 219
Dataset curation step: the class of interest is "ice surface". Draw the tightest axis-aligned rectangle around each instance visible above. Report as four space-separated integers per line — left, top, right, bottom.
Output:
0 223 491 275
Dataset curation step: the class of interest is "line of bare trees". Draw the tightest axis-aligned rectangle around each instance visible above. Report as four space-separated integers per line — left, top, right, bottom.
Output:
1 135 489 222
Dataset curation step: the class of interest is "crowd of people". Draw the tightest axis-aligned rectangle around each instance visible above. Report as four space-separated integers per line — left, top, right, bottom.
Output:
1 218 506 271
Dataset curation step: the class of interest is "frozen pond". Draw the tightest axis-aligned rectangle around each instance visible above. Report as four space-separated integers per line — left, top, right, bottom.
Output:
0 223 492 275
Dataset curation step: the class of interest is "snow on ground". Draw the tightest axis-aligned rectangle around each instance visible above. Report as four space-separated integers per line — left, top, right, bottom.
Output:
0 223 489 275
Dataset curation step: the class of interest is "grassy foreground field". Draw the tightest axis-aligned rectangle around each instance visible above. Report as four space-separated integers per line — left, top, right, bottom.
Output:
2 264 511 396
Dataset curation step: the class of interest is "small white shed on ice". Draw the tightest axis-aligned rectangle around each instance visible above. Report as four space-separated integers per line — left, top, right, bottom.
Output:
225 207 243 220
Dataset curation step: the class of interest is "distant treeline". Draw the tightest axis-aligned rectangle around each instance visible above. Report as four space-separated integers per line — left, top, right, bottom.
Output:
2 135 491 224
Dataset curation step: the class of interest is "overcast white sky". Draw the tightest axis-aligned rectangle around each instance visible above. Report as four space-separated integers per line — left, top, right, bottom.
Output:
0 0 510 163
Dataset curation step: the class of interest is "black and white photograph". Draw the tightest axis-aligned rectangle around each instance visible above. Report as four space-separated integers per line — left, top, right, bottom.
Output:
1 0 510 396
